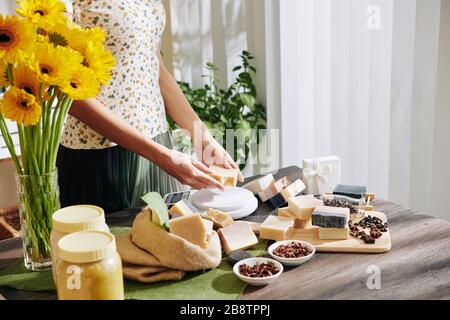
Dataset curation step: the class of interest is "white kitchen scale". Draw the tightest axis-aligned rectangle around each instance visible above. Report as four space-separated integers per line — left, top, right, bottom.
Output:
191 187 258 220
164 187 258 220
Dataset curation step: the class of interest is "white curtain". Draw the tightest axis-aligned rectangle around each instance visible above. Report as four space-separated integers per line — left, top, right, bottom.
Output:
277 0 450 220
163 0 249 88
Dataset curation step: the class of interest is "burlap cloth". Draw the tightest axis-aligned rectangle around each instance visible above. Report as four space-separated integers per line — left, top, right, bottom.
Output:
116 208 222 283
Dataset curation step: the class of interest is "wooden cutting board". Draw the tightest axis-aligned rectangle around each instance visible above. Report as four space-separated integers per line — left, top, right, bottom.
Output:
287 211 392 253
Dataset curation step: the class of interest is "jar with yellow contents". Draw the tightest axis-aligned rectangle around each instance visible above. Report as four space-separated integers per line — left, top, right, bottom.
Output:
56 230 124 300
50 205 109 284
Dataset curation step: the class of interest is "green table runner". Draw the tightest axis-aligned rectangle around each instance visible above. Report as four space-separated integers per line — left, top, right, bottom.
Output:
0 227 268 300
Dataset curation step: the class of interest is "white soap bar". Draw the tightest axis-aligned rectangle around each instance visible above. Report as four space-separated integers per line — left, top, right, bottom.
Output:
288 195 323 220
278 207 296 218
218 222 258 255
168 200 197 218
281 179 306 200
260 216 294 241
319 227 349 240
242 174 275 194
169 215 210 249
258 177 291 202
202 208 234 229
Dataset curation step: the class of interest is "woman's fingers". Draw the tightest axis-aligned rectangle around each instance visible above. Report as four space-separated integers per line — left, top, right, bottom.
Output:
192 160 214 175
193 169 225 191
224 154 244 182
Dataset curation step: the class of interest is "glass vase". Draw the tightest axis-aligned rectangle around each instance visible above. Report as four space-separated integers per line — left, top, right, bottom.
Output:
16 170 60 271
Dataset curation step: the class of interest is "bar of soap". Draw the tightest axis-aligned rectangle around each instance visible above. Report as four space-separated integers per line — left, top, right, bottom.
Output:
203 219 214 240
280 179 306 200
278 207 296 218
246 221 261 235
218 222 258 255
209 165 239 187
319 227 349 240
288 195 323 220
269 179 307 208
258 177 291 202
168 200 197 218
202 208 234 230
294 219 311 229
333 184 367 199
242 174 275 194
260 215 294 241
168 215 211 249
312 206 350 229
291 226 319 238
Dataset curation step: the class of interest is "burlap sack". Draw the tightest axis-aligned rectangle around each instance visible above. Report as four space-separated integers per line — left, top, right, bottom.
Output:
131 208 222 271
116 233 186 283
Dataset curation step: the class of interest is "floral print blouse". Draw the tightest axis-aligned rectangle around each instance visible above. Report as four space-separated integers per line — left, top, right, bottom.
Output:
61 0 168 149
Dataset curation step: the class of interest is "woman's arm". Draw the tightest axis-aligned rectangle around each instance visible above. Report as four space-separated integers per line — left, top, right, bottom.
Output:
69 99 224 190
159 52 244 182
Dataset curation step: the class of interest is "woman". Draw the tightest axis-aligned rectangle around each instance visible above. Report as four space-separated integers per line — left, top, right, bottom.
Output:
57 0 243 213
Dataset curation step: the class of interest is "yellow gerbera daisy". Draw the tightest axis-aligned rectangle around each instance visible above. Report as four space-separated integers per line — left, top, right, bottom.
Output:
61 66 100 100
0 86 42 126
16 0 67 29
13 64 41 99
0 15 35 64
30 42 83 86
82 41 116 85
0 60 8 88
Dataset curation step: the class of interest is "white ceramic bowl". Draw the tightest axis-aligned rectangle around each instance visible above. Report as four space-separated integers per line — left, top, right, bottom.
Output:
233 257 283 286
268 240 316 266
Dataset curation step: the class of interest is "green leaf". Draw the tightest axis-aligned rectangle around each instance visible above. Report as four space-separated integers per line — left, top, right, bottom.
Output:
232 66 242 72
239 93 256 109
141 192 169 229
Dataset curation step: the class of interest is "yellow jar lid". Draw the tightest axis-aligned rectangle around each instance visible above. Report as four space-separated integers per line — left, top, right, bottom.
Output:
52 205 106 234
58 231 117 264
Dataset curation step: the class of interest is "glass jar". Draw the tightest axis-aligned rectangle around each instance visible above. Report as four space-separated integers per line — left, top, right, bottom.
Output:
56 231 124 300
17 170 60 271
50 205 109 283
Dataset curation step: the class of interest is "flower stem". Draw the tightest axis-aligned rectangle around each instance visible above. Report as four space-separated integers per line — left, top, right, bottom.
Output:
0 113 22 174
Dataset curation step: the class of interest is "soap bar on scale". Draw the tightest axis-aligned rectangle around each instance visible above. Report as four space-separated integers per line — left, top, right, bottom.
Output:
209 165 239 187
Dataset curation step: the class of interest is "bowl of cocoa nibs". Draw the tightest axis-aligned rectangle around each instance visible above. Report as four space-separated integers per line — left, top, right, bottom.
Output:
268 240 316 266
233 258 283 286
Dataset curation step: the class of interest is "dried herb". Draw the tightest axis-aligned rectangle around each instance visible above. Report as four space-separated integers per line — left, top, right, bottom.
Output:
272 242 312 259
239 262 280 278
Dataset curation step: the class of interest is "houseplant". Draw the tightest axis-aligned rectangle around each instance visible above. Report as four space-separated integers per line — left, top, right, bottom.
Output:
0 0 115 271
169 51 267 170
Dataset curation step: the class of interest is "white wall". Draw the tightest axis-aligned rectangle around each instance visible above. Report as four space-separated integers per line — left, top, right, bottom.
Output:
0 1 11 14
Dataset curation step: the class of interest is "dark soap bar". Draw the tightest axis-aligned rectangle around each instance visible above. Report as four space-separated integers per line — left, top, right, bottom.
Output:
227 251 253 266
333 184 367 199
268 193 287 209
312 213 348 229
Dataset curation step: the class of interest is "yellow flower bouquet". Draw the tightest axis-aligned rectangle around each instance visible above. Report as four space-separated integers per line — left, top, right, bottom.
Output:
0 0 115 271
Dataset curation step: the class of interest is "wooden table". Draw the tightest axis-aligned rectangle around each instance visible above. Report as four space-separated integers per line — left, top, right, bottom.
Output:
1 166 450 300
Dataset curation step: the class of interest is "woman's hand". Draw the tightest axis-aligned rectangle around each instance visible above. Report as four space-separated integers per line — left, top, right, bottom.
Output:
157 148 225 191
201 137 244 183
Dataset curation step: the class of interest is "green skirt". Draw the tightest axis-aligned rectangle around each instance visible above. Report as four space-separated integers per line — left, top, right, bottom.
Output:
56 132 181 214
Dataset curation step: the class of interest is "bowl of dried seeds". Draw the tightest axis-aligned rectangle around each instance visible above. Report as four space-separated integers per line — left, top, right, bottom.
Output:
269 240 316 266
233 258 283 286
